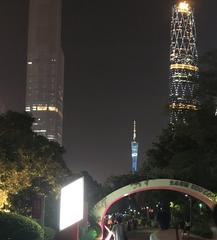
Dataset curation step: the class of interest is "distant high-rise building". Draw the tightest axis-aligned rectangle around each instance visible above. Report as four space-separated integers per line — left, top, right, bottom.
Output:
25 0 64 144
131 120 139 174
169 1 199 124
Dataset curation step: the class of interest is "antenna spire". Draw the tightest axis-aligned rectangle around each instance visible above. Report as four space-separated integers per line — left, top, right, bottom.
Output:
133 120 136 142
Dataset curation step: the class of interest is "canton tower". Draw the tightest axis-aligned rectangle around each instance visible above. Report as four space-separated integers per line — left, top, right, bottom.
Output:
131 120 138 174
169 1 199 124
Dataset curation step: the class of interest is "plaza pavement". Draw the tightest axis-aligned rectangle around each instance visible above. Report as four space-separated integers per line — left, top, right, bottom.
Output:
126 227 153 240
150 229 217 240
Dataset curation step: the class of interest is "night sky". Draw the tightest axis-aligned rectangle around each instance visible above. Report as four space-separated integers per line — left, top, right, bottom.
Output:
0 0 217 182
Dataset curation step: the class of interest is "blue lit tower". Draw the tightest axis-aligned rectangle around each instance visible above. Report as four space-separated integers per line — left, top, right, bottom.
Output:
131 120 139 174
169 1 199 124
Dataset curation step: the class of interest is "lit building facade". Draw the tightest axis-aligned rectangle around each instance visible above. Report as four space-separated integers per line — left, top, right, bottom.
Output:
131 120 138 174
169 1 199 124
25 0 64 144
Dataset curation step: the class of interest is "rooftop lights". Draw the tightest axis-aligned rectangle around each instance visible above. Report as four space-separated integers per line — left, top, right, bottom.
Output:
178 1 190 13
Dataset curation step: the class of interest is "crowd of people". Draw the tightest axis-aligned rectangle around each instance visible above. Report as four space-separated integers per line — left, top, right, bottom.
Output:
104 214 147 240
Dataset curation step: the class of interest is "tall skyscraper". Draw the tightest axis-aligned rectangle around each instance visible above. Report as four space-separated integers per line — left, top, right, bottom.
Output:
25 0 64 144
169 1 199 124
131 120 139 174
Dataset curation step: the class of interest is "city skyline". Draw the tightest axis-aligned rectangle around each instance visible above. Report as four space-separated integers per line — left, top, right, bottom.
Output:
0 0 217 182
25 0 64 144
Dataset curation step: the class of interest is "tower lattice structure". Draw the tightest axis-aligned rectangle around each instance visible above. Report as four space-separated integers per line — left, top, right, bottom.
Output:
169 1 199 124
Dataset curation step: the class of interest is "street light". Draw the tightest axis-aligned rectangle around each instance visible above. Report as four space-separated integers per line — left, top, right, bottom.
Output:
185 195 192 227
199 203 203 215
184 194 192 240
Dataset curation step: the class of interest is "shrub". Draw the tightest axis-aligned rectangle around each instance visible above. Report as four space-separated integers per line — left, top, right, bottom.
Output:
80 227 98 240
44 226 56 240
0 212 44 240
191 222 213 239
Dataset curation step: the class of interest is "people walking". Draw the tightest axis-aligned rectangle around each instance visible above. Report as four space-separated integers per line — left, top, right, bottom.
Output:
112 216 127 240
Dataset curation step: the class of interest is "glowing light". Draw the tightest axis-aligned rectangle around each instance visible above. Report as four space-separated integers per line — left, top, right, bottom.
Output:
178 1 190 13
59 178 84 231
25 106 30 112
170 202 174 208
37 105 47 111
29 104 59 112
27 61 32 65
170 64 199 72
48 106 58 112
34 130 46 133
169 103 197 110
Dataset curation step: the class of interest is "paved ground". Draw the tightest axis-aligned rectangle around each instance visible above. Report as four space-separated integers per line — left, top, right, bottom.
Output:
126 228 152 240
124 228 214 240
126 228 209 240
150 229 210 240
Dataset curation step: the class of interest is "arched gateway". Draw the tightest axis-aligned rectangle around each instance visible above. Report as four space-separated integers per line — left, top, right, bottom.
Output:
93 179 217 239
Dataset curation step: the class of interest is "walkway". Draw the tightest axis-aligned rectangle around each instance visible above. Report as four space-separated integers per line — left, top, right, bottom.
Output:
150 229 213 240
127 228 152 240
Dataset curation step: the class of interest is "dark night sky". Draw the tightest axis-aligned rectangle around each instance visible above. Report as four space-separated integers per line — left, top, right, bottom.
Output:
0 0 217 182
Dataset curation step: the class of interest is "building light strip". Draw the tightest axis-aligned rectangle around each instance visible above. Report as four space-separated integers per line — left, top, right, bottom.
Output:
30 105 59 112
170 64 199 72
34 129 47 133
169 103 197 110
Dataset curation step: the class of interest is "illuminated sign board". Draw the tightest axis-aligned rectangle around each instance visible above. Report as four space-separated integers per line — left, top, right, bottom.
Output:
59 177 84 231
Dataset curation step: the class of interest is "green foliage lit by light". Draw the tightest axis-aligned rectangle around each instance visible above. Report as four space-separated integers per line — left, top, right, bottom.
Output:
0 111 71 213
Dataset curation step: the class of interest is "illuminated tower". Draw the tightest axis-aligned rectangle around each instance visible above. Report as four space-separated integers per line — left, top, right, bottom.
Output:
131 120 139 174
169 1 199 124
25 0 64 144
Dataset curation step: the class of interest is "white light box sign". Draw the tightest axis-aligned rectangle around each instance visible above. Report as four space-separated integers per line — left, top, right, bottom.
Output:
59 177 84 231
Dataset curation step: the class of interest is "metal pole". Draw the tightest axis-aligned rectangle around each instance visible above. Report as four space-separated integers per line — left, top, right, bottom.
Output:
189 197 192 228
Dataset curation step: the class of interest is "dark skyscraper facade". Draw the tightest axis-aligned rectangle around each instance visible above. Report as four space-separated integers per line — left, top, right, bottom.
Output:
169 1 199 124
25 0 64 144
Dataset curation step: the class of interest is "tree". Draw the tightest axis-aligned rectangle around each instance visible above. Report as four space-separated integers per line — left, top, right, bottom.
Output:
140 102 217 191
0 111 71 212
140 49 217 191
81 171 103 207
104 173 144 193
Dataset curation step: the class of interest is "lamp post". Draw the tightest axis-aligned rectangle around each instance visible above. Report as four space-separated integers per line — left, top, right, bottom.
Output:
189 197 192 227
185 195 192 227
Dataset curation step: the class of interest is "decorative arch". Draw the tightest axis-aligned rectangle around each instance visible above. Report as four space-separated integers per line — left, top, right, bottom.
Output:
93 179 217 239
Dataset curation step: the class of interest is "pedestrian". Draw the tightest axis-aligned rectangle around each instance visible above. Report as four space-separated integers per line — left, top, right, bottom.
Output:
127 220 131 231
185 221 191 239
112 216 127 240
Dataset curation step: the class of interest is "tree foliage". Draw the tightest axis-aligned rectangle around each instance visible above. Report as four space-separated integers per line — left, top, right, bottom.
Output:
140 102 217 191
81 171 103 207
0 111 71 211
